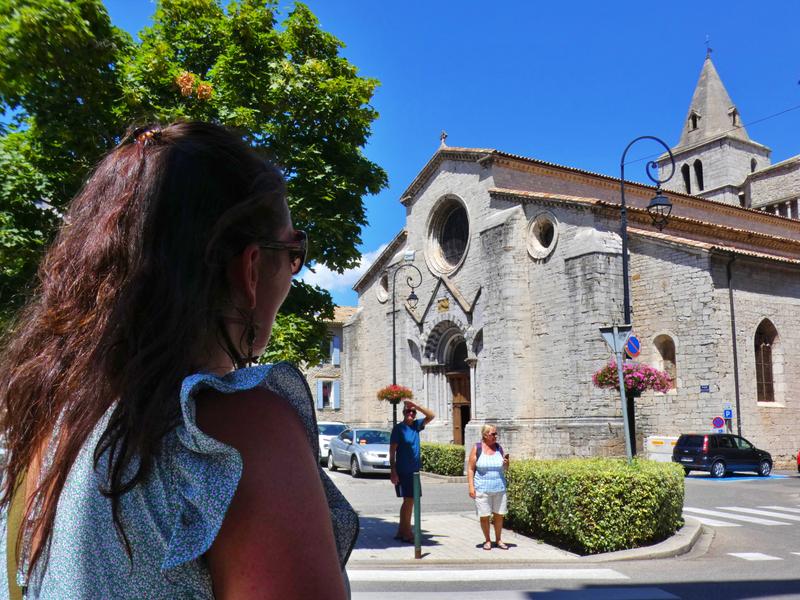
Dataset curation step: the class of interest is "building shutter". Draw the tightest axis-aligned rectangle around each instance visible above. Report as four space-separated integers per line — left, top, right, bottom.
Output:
316 380 324 409
333 381 341 410
332 335 341 366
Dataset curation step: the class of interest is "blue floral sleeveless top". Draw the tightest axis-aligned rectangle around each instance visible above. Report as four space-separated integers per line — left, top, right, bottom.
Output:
0 362 358 598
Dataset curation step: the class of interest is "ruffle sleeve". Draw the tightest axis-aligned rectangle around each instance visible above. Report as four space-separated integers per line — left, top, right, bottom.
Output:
160 363 358 572
160 366 272 571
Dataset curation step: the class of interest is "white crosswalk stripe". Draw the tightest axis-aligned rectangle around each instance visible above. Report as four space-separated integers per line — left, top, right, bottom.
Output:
718 506 800 522
684 514 741 527
347 568 629 583
353 590 679 599
728 552 782 561
759 505 800 514
683 507 789 525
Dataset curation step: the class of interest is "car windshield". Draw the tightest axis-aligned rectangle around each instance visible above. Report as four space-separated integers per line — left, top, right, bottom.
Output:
356 430 391 445
319 424 347 436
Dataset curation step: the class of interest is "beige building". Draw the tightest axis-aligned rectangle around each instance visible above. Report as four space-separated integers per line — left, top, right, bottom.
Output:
306 306 356 420
339 57 800 465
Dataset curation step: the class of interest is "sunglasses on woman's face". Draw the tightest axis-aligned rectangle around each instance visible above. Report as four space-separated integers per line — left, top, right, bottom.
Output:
259 230 307 275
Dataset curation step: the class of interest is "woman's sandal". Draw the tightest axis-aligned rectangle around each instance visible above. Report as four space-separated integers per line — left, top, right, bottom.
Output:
482 541 492 551
496 541 509 550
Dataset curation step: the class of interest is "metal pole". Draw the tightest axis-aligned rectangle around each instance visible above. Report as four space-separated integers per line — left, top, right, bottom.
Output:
614 327 633 463
619 135 675 323
726 254 743 436
391 267 398 427
618 135 675 458
413 471 422 559
620 172 630 324
390 263 422 428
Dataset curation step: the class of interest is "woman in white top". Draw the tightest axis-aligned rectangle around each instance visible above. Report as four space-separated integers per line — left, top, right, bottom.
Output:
467 424 510 550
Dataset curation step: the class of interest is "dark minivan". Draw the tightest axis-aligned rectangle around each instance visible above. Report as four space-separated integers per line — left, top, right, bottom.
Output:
672 433 772 478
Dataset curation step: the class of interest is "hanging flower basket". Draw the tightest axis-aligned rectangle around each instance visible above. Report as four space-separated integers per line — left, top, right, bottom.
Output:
592 360 672 395
376 384 413 404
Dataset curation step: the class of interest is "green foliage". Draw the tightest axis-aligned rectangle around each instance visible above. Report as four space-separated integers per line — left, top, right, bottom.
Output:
261 280 333 366
420 443 465 477
0 0 386 360
506 458 684 555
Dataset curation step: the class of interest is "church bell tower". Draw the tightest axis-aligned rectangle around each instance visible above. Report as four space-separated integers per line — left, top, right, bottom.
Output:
659 54 771 206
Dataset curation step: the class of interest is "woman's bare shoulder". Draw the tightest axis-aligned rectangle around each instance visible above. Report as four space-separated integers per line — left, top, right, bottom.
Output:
194 386 305 451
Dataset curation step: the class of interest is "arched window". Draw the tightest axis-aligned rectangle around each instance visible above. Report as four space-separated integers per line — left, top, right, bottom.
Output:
681 164 691 194
689 114 699 130
750 158 757 173
694 160 704 191
754 319 777 402
653 335 677 389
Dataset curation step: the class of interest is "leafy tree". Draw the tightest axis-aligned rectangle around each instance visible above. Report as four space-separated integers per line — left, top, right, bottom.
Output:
0 0 386 362
0 0 132 316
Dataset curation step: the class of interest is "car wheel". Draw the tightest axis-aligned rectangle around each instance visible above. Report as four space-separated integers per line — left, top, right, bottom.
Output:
758 460 772 477
327 452 337 471
350 456 362 478
710 460 726 478
683 468 691 477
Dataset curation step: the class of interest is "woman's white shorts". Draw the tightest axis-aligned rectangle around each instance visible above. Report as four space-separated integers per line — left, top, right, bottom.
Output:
474 491 507 517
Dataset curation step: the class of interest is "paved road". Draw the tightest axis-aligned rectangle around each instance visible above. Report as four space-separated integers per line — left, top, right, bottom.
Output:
329 467 800 599
324 468 472 515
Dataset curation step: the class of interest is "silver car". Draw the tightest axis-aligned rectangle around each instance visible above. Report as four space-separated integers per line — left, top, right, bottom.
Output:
327 428 391 477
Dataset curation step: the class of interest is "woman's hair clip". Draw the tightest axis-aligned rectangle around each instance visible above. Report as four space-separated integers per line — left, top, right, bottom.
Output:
132 126 162 147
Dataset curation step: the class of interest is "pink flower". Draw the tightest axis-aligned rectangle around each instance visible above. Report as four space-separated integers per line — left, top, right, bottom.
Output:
592 360 672 394
376 384 413 402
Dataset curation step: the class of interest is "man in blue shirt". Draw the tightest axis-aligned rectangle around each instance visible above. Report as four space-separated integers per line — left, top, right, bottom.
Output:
390 400 435 542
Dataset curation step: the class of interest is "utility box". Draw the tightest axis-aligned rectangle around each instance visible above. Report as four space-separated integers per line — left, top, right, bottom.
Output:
644 436 678 463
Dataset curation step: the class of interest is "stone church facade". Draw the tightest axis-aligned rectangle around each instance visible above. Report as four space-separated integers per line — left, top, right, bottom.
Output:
339 56 800 465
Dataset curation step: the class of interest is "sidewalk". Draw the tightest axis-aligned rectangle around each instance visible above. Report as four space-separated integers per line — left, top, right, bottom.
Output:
348 511 703 567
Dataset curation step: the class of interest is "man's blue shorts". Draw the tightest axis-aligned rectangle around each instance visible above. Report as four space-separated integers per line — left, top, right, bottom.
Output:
394 472 421 499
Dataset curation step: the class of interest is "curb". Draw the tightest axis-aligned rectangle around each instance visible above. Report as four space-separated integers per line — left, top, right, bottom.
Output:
420 471 467 483
582 516 703 562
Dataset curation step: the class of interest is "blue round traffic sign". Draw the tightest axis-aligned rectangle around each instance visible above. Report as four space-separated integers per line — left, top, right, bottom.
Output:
712 416 725 429
625 335 641 359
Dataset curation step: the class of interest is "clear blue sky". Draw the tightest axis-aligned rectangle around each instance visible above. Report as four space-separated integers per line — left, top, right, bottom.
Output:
105 1 800 306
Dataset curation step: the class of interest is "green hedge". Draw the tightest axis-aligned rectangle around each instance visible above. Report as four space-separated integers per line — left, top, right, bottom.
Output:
420 442 465 476
506 458 684 555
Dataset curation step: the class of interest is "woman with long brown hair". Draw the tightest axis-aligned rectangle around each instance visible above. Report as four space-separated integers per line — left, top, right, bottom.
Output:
0 122 355 598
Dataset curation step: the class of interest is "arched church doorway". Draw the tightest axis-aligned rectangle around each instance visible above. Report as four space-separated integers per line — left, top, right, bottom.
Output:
446 340 470 445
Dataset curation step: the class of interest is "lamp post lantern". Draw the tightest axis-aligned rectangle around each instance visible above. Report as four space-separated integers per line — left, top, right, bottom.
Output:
619 135 675 455
389 260 422 426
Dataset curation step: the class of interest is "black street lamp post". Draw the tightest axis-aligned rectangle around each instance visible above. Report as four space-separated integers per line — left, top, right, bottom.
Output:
619 135 675 454
390 261 422 426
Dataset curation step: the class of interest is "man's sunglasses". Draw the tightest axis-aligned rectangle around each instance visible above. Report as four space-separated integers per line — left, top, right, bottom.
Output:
260 230 307 275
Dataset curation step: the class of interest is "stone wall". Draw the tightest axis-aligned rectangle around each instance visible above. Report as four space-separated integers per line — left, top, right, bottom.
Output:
714 256 800 463
745 157 800 209
627 238 720 452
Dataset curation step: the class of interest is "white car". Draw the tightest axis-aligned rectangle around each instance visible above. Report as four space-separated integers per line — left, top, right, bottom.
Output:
318 421 348 462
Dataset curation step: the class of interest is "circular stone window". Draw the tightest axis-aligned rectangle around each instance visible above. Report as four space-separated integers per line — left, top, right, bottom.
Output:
376 272 389 303
427 198 470 274
527 212 559 260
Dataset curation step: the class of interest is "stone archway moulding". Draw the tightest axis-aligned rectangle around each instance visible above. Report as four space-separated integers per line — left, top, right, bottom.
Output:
422 314 473 362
